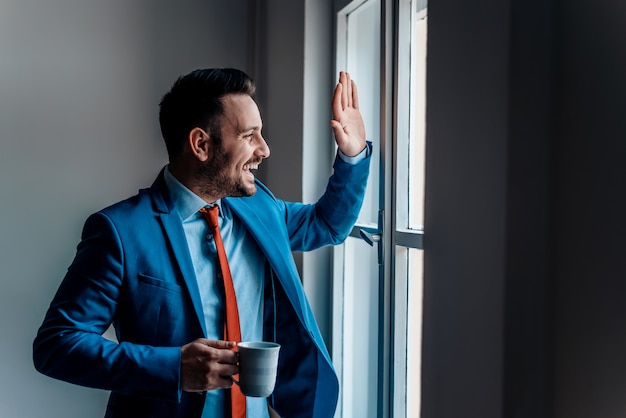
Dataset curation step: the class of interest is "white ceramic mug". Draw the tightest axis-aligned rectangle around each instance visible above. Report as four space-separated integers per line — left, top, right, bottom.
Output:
233 341 281 397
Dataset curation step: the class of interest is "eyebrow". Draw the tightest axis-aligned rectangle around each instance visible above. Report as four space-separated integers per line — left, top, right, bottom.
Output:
238 125 261 135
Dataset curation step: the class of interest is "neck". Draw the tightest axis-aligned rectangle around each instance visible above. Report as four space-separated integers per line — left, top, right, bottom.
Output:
168 162 222 204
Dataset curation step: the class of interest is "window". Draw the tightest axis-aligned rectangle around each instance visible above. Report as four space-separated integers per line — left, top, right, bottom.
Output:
332 1 381 417
332 0 427 417
394 1 427 417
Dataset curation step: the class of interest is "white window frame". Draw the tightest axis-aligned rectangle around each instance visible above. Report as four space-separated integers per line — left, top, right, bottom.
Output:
332 0 427 417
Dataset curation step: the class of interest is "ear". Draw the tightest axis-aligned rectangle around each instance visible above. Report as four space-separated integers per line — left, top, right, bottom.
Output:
188 127 211 162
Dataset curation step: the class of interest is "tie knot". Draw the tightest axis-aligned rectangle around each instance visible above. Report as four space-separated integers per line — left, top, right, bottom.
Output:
199 205 220 230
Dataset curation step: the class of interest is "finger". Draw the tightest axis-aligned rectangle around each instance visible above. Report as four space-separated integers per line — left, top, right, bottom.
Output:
204 344 238 365
216 362 239 377
351 79 360 110
332 82 343 119
218 350 239 365
187 340 238 365
201 339 237 350
345 72 353 108
340 71 348 110
218 375 235 388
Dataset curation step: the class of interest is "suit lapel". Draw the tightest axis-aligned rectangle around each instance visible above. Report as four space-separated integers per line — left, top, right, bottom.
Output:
150 173 208 337
226 194 335 367
224 195 305 320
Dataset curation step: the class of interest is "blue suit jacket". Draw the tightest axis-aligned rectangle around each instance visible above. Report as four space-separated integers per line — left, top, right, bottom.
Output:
33 149 370 418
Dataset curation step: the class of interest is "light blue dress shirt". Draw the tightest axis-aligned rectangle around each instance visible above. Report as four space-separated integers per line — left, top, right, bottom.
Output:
162 146 368 418
163 168 268 418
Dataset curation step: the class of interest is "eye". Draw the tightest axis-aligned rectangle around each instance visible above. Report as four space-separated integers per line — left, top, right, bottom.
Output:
245 132 259 142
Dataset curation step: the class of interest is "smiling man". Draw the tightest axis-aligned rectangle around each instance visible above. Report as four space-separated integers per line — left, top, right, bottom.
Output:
33 68 371 418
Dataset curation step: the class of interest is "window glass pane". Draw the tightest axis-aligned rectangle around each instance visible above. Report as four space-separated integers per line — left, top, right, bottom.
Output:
408 7 427 230
336 236 379 418
393 1 427 417
396 0 427 232
345 0 380 226
393 245 423 418
407 247 423 417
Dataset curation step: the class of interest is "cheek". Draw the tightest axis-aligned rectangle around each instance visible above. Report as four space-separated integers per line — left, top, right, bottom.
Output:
234 150 252 166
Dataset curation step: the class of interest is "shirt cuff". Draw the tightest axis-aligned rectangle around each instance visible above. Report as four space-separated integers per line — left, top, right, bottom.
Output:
337 144 370 165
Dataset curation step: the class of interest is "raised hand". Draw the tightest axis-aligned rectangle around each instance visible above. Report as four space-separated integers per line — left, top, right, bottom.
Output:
330 71 367 157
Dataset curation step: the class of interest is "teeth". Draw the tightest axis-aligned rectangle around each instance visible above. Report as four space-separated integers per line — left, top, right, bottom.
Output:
244 164 259 170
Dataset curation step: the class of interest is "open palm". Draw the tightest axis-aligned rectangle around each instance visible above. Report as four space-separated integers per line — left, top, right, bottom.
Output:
330 71 367 157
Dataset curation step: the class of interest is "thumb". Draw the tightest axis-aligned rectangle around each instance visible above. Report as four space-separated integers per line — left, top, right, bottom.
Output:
330 120 347 143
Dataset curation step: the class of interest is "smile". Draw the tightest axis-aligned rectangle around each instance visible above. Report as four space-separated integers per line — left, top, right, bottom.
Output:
243 163 259 171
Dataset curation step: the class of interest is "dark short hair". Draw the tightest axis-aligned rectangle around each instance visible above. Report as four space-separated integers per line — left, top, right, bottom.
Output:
158 68 256 162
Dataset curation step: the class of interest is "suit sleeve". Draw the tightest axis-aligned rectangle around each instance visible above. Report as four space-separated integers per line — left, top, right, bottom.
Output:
33 212 182 401
284 142 372 251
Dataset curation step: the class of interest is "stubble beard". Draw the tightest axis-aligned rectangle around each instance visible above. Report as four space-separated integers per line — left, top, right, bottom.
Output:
196 142 256 199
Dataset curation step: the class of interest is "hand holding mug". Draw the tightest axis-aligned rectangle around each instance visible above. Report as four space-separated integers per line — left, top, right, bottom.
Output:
180 339 239 392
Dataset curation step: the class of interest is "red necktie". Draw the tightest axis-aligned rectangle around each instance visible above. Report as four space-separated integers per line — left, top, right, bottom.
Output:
199 205 246 418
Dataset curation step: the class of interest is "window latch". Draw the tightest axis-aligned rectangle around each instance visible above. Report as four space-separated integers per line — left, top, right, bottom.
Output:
359 228 381 246
358 209 384 265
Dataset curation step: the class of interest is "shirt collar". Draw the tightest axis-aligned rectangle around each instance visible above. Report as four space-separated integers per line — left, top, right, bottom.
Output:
163 165 222 222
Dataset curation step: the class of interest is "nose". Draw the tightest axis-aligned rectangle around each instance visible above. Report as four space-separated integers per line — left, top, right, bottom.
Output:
255 135 270 159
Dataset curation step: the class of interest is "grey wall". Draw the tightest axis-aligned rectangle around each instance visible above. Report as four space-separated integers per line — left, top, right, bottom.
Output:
422 0 510 416
0 0 252 416
422 0 626 417
552 1 626 417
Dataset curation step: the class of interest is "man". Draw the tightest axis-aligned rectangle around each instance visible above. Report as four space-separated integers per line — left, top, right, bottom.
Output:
33 68 371 418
